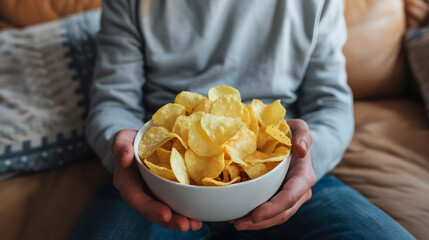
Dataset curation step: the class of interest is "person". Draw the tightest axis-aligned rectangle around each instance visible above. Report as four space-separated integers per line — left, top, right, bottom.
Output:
70 0 415 239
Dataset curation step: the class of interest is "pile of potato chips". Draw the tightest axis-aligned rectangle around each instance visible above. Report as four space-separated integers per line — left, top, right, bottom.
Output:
138 86 291 186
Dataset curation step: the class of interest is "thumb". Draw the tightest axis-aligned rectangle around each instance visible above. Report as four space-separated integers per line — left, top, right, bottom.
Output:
287 119 313 159
111 129 137 168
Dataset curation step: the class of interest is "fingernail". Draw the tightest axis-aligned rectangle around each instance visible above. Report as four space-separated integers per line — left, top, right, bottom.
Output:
299 140 308 153
121 149 129 160
235 223 248 231
160 213 170 222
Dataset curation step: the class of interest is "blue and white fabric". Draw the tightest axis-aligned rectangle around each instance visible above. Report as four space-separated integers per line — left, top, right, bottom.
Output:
0 10 101 174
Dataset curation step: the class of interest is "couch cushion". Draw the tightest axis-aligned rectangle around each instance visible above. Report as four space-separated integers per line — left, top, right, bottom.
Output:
0 0 101 29
0 158 108 240
343 0 407 99
332 99 429 239
405 0 429 27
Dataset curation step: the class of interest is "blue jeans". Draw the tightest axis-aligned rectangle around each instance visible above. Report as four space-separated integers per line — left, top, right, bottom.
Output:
69 175 415 240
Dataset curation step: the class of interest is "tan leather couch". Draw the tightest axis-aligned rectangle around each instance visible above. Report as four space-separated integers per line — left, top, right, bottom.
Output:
332 1 429 239
0 0 428 239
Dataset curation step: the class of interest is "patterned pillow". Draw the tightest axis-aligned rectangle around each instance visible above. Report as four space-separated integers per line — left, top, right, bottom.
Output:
0 10 100 174
405 27 429 121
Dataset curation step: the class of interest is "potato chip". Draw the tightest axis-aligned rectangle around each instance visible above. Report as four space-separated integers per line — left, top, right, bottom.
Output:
144 159 176 180
172 138 187 155
155 148 171 165
241 104 251 126
208 85 241 101
225 128 256 167
222 159 233 181
139 85 292 186
167 132 189 150
242 163 269 179
265 125 292 147
259 139 279 154
152 103 186 130
139 126 171 159
239 171 251 182
245 104 260 137
145 152 160 165
265 162 280 171
202 176 241 186
200 113 245 145
243 151 269 164
172 112 204 143
170 148 190 184
192 99 212 113
185 150 225 184
188 122 221 156
160 140 173 151
210 95 244 120
172 115 190 141
278 119 290 134
245 147 289 164
225 164 240 180
187 111 205 123
175 91 207 113
257 126 274 149
251 99 286 127
272 146 291 159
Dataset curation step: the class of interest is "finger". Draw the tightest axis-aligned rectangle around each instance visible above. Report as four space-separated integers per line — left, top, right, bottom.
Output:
160 214 204 232
189 219 203 231
111 130 137 167
115 163 198 232
157 211 203 232
287 119 313 158
251 153 315 223
250 173 310 223
165 213 191 232
235 190 312 231
149 213 186 232
114 163 172 224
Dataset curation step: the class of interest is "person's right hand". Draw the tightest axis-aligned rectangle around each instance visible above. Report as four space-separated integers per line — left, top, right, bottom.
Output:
111 129 203 232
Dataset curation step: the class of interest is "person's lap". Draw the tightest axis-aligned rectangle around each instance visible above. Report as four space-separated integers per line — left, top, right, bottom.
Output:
68 175 414 240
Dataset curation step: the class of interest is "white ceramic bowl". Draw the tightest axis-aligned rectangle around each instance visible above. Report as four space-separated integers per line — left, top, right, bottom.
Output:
134 120 291 222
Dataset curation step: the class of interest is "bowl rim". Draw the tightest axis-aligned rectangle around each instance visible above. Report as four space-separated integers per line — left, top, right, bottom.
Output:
134 120 292 190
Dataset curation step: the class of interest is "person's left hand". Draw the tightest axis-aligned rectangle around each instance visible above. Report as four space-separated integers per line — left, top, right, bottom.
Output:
230 119 316 231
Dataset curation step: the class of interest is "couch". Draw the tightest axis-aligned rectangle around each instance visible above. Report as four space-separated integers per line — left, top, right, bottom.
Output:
0 0 428 239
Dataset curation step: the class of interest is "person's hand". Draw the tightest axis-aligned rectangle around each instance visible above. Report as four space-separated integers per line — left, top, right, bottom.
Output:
231 119 316 231
111 129 203 232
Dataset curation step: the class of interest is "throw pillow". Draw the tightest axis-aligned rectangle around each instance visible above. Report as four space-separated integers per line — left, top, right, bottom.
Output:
0 9 100 174
405 27 429 121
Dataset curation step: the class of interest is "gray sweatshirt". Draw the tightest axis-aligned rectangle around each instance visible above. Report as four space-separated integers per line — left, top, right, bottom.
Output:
86 0 354 181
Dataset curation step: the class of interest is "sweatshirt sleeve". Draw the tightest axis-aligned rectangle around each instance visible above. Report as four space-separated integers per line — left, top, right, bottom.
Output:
297 0 354 181
86 0 145 172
